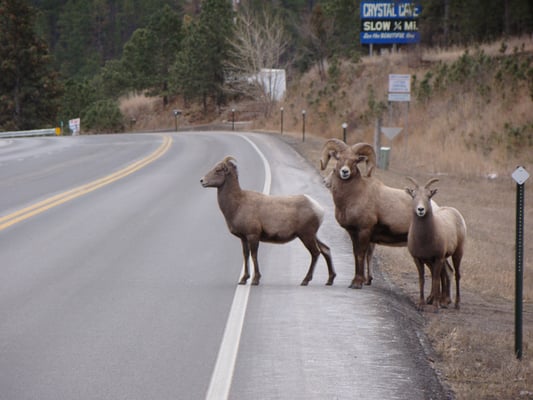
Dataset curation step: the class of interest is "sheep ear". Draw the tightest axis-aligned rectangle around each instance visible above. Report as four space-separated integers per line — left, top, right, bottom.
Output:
405 187 415 198
429 188 438 198
356 155 373 177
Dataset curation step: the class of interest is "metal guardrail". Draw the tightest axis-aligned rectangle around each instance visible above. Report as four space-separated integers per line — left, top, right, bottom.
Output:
0 128 57 139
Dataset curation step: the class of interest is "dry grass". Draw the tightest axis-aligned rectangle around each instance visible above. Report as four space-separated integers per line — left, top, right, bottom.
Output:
119 93 183 131
257 36 533 179
421 35 533 63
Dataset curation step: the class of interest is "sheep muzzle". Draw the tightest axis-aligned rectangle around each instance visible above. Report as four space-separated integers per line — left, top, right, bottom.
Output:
339 166 351 180
416 205 427 217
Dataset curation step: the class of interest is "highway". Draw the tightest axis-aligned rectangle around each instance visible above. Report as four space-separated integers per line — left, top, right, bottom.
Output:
0 132 448 399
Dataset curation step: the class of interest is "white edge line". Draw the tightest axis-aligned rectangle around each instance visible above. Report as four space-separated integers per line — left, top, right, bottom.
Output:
205 134 271 400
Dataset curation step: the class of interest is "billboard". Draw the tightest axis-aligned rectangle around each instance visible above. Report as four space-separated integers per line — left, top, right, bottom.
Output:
360 1 421 45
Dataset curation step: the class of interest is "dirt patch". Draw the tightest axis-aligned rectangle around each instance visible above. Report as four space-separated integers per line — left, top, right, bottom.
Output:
275 131 533 400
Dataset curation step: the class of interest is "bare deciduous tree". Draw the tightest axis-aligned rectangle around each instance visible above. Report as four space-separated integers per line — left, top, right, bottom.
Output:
225 6 290 117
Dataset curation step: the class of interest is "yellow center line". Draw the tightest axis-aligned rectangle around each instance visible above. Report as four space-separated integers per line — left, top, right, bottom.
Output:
0 135 173 232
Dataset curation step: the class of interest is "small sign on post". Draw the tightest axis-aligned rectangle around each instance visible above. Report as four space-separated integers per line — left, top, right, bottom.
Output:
388 74 411 95
387 74 411 154
512 166 529 360
381 127 403 140
68 118 80 136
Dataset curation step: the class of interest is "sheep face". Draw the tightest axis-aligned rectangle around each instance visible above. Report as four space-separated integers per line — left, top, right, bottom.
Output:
320 139 375 180
335 154 367 181
406 177 439 218
200 157 237 188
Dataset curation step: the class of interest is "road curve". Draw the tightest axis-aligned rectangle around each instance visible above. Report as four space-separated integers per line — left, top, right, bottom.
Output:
0 132 449 400
0 132 264 399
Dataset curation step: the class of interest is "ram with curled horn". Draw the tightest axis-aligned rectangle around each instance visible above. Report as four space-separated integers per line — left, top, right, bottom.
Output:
319 140 446 295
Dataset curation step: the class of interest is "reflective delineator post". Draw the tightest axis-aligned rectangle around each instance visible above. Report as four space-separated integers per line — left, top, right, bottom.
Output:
512 166 529 360
301 110 306 142
280 107 284 135
342 122 347 143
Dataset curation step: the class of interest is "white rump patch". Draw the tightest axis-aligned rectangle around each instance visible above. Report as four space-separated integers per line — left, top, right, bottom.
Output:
304 194 325 223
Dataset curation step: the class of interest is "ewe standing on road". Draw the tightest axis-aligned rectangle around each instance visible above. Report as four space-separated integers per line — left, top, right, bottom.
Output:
200 156 336 286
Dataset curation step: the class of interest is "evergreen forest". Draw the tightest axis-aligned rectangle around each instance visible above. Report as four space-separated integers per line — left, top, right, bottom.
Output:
1 0 532 132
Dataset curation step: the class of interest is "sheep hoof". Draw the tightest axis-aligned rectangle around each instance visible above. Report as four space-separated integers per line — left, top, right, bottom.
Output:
300 280 309 286
251 276 260 285
349 283 363 289
239 277 249 285
325 279 334 286
365 277 373 286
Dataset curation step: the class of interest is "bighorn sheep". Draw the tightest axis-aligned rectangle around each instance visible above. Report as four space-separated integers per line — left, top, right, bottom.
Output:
324 163 376 285
405 177 466 311
200 156 336 286
320 139 415 289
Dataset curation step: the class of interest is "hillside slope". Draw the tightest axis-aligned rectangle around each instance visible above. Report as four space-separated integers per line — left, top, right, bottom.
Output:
256 37 533 178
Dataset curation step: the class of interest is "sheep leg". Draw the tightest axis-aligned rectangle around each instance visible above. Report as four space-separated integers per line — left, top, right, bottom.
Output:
300 236 321 286
413 258 426 311
239 239 251 285
451 252 462 310
365 243 375 285
430 260 444 313
426 266 434 304
439 260 453 308
249 239 261 285
317 238 336 285
349 232 370 289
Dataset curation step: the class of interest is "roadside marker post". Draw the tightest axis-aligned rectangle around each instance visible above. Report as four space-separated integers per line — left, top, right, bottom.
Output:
512 166 529 360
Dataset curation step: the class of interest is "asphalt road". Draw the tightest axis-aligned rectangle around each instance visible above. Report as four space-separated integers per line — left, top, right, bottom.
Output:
0 132 449 400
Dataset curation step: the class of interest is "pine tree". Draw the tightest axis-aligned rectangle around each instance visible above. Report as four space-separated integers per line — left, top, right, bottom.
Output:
173 19 211 108
173 0 234 111
0 0 62 130
197 0 234 107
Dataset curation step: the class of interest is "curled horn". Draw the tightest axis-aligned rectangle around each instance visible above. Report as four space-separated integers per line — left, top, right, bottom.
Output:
320 139 348 170
351 143 376 177
405 176 419 188
424 178 439 189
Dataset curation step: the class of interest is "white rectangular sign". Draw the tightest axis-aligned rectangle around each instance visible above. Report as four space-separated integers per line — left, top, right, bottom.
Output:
388 92 411 102
69 118 80 135
389 74 411 93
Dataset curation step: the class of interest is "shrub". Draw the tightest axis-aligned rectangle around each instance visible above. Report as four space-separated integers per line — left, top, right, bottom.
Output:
82 100 124 133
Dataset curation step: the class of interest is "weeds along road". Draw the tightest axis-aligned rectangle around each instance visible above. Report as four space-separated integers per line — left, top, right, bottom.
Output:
0 132 449 400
